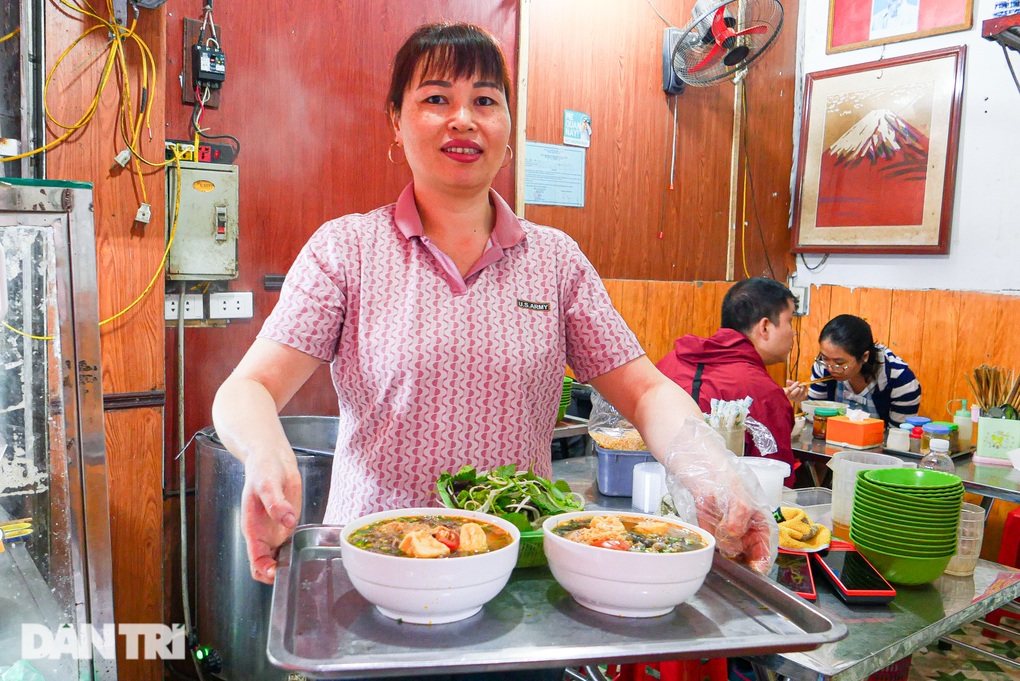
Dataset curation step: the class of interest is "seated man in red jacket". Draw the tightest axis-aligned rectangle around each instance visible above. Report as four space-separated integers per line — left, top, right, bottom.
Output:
656 277 806 486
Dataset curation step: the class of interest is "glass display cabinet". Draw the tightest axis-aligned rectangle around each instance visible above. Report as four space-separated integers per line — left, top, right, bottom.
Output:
0 178 116 679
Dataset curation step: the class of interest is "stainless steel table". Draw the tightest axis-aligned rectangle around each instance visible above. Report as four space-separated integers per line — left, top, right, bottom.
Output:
551 456 1020 681
553 415 590 440
747 561 1020 681
791 436 1020 507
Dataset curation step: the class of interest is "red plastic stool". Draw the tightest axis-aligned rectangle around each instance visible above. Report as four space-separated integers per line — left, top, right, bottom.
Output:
983 506 1020 635
604 658 727 681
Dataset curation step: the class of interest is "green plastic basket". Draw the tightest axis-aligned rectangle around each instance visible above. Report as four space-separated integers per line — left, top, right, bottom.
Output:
516 529 547 568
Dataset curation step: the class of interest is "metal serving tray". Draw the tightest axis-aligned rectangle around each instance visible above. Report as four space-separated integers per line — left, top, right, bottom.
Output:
268 526 847 679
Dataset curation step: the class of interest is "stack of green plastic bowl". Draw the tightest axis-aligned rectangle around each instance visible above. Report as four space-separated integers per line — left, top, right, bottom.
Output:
557 376 574 422
849 468 963 585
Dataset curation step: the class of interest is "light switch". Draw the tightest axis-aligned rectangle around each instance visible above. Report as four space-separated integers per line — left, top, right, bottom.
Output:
215 206 228 241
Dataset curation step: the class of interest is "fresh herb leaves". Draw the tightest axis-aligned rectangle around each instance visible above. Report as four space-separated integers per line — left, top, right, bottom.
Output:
436 465 585 532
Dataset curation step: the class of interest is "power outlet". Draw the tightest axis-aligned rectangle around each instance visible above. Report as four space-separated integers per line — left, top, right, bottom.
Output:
790 285 809 316
208 291 254 319
165 294 205 321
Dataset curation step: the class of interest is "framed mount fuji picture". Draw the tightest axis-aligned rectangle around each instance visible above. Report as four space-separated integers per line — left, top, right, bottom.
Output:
792 46 965 255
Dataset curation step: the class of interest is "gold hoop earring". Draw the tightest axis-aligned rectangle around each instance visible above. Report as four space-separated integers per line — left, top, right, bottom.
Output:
387 141 406 165
500 144 514 169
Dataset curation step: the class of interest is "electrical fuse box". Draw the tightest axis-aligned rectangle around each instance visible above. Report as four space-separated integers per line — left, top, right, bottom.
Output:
192 44 226 88
166 161 239 280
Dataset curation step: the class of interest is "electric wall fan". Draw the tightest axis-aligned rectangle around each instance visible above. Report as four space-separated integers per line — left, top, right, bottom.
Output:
663 0 784 93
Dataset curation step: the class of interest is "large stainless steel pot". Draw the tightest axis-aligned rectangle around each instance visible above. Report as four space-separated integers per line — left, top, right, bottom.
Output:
195 416 337 681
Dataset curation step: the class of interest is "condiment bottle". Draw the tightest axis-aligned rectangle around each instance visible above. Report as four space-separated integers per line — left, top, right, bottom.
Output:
920 423 951 455
932 421 960 452
920 439 956 474
886 425 910 451
813 407 839 440
909 427 923 454
953 400 973 446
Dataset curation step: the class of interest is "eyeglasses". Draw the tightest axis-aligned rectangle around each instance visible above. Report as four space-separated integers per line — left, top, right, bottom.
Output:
815 354 850 373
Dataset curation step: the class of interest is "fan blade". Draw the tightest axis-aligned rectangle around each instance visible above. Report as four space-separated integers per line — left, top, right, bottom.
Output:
690 43 725 73
731 24 769 37
710 6 729 42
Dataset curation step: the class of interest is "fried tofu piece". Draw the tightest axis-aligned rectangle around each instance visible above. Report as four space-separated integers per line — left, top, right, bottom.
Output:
399 529 451 558
589 515 627 535
458 523 488 553
377 521 408 536
632 520 670 536
565 515 629 546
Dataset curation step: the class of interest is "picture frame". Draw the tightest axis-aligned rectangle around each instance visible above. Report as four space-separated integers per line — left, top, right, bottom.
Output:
791 46 965 255
827 0 973 54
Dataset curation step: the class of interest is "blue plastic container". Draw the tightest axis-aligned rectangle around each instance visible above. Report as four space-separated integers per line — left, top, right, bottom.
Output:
595 444 656 497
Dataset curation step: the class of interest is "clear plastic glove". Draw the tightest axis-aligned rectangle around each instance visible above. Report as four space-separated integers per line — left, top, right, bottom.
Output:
662 416 779 574
241 452 303 584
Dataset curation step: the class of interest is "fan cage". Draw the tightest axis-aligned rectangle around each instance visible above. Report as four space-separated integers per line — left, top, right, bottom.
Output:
671 0 784 87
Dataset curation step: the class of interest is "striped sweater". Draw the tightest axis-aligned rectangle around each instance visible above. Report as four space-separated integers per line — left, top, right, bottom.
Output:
807 345 921 426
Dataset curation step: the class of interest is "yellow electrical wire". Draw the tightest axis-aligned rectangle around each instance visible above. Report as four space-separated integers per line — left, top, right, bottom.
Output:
2 322 53 341
3 154 184 340
741 163 750 279
0 27 20 44
2 1 185 339
99 154 183 328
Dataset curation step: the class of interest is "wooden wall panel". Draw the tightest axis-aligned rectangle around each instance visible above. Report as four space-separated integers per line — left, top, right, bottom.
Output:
606 279 1020 438
525 0 797 282
105 408 164 681
45 6 167 394
43 6 167 678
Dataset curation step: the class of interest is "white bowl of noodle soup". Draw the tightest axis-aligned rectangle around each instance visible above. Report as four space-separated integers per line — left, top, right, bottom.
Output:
542 510 715 618
339 507 520 624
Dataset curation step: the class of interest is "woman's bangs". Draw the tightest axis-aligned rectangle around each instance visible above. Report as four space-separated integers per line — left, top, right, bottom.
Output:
415 43 505 93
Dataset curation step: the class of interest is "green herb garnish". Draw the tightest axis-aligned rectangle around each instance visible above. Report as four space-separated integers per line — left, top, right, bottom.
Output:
435 465 585 532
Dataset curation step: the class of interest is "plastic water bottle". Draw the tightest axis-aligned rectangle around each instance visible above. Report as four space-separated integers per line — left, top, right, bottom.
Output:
920 439 955 474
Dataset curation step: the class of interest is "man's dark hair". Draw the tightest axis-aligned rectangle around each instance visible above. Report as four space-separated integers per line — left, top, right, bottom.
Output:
721 277 796 335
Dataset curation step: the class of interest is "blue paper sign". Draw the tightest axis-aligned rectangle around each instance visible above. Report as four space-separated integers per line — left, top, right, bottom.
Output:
563 110 592 148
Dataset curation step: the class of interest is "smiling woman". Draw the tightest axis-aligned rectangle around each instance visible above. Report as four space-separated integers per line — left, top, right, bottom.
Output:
211 27 778 680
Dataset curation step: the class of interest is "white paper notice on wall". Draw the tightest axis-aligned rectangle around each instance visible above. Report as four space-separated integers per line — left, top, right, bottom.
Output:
524 141 586 208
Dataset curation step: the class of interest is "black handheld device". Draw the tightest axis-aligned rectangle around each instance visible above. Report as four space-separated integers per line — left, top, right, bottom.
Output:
773 551 817 601
812 547 896 604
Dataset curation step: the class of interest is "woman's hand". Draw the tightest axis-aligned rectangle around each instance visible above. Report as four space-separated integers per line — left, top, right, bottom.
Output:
661 417 779 574
241 452 303 584
212 339 324 583
784 380 807 404
689 485 776 574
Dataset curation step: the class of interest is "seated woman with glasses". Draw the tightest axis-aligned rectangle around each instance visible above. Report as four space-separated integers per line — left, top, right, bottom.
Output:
806 314 921 426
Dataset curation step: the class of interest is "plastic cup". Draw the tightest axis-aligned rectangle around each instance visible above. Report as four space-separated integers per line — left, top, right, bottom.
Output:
944 502 986 577
631 462 667 514
742 458 791 510
711 423 746 457
828 452 906 527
